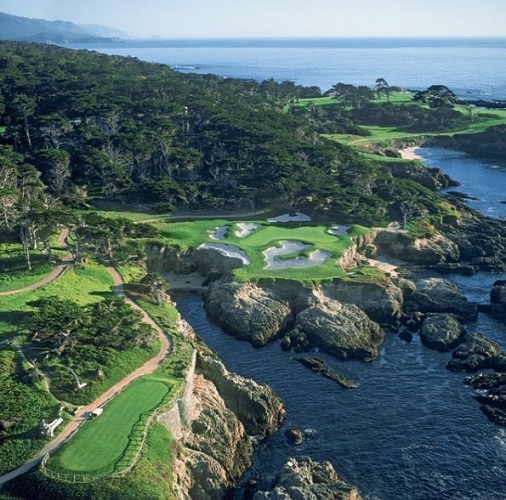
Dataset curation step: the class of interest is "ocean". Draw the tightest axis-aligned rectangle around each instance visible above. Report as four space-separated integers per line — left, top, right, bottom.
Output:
77 37 506 100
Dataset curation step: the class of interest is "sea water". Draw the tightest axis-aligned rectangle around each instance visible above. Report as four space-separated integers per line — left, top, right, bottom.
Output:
76 37 506 99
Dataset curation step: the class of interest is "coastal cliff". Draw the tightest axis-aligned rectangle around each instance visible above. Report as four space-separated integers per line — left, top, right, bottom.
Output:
171 354 285 500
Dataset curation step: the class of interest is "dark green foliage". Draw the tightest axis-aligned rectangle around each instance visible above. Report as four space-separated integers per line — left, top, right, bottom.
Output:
0 41 435 226
350 102 466 132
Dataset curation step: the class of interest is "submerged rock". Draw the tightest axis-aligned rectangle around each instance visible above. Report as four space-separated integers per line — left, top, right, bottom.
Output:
253 457 361 500
296 356 359 389
420 313 465 351
465 372 506 427
285 428 305 446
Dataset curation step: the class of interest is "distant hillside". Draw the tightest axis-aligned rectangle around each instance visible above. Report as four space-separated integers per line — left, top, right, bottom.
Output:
0 11 127 43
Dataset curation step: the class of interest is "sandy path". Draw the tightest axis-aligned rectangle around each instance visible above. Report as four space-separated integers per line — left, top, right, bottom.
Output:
0 228 72 297
0 267 171 485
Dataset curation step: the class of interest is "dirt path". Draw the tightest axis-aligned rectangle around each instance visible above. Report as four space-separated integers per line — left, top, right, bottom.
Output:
0 267 171 485
0 229 73 297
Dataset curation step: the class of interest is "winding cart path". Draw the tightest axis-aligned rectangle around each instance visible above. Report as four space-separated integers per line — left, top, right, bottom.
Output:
0 267 171 485
0 229 73 297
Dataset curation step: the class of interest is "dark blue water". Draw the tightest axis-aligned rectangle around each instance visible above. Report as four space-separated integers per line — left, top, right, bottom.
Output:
175 289 506 500
76 38 506 99
171 148 506 498
416 147 506 220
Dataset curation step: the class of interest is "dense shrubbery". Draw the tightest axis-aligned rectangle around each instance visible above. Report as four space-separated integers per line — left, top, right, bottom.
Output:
0 41 453 229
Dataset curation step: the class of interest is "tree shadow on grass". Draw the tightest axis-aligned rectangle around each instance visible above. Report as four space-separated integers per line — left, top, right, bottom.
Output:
88 291 114 299
0 310 26 331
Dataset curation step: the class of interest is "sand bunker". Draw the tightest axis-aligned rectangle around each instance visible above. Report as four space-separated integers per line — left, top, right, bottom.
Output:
235 222 260 238
267 212 311 223
199 243 251 265
208 226 228 240
328 225 350 236
263 240 331 269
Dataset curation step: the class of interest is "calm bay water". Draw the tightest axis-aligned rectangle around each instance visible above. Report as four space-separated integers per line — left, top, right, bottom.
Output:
78 37 506 99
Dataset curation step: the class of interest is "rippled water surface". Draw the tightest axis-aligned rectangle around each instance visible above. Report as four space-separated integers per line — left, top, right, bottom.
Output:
174 290 506 500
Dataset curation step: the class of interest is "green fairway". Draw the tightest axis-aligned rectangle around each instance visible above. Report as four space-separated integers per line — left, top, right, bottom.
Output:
51 378 171 474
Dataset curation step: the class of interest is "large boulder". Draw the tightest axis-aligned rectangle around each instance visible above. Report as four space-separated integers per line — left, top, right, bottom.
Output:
322 279 404 324
447 334 501 372
253 457 361 500
420 314 465 351
205 281 292 346
291 299 385 362
374 228 459 265
481 279 506 324
401 277 478 322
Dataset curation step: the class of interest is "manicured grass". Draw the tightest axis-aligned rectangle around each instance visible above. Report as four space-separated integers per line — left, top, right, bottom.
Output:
156 219 372 282
50 377 172 474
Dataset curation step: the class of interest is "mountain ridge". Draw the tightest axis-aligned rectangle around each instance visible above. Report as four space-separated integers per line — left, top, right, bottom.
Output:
0 11 128 43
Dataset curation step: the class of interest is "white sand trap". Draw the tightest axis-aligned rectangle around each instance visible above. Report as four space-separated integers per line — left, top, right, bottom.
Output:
235 222 260 238
199 243 251 265
267 212 312 223
208 226 228 240
328 224 350 236
263 240 331 269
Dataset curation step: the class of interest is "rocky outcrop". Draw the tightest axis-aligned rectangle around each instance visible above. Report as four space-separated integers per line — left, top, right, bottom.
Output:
176 374 253 500
401 277 478 322
420 313 465 351
446 334 501 372
465 372 506 426
173 355 285 500
432 125 506 159
374 228 459 265
289 300 385 362
322 279 403 324
253 457 361 500
205 280 292 346
386 160 456 190
146 244 243 281
480 279 506 324
198 355 285 438
439 211 506 273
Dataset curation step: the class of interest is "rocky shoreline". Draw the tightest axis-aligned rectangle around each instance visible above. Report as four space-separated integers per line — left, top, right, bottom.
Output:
147 157 506 495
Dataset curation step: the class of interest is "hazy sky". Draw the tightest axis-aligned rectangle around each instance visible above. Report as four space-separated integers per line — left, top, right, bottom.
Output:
1 0 505 38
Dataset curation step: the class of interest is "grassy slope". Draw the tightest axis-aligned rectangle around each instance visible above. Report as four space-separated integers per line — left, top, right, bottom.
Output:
294 91 506 147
